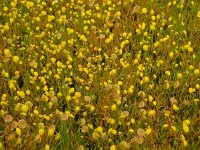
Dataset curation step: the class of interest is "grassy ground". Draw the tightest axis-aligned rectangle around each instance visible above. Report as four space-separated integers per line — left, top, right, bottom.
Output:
0 0 200 150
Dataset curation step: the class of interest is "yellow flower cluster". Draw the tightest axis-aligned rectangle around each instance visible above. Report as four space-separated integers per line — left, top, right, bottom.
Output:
0 0 199 149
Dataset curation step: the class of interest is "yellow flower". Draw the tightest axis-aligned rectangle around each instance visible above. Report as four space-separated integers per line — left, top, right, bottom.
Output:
36 17 40 22
129 129 134 133
55 133 61 140
197 11 200 18
17 91 25 98
183 140 188 147
118 81 123 86
1 94 7 101
13 56 19 63
162 124 168 128
16 127 22 136
148 110 156 117
196 84 200 89
21 104 29 112
109 118 115 125
110 145 117 150
48 128 54 137
184 119 190 125
188 87 194 94
173 104 179 111
111 104 117 111
141 8 147 14
187 47 193 52
4 49 11 56
153 101 157 106
34 109 39 115
183 123 189 133
189 65 194 70
112 129 117 135
148 95 153 102
80 35 87 42
180 134 185 141
143 32 148 36
3 6 8 11
136 29 141 35
194 69 199 75
4 24 10 31
150 24 155 30
26 90 31 95
107 0 112 5
0 142 3 149
171 126 176 131
131 118 135 124
105 38 111 44
169 52 174 57
143 45 148 51
16 138 22 145
75 92 81 98
68 88 74 93
75 106 80 112
177 73 182 79
143 76 149 83
81 11 85 17
165 71 171 76
41 11 47 16
167 2 172 6
172 1 176 5
146 128 152 135
10 18 15 23
39 128 45 136
8 80 16 90
66 95 72 101
45 144 50 150
95 127 103 133
90 105 95 112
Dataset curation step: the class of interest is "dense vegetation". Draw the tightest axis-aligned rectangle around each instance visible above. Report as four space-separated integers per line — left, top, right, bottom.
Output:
0 0 200 149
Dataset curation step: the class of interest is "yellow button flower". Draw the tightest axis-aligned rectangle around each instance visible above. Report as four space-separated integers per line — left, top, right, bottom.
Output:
110 145 117 150
74 92 81 98
16 127 22 136
17 91 25 98
194 69 199 75
173 104 179 111
111 104 117 111
148 110 156 117
183 140 188 147
183 123 189 133
21 104 29 112
95 127 103 133
4 24 10 31
171 126 176 131
13 56 19 63
39 128 45 136
143 45 148 51
165 71 171 76
68 88 74 93
141 8 147 14
4 49 11 56
48 128 54 137
45 144 50 150
146 128 152 135
3 6 8 11
177 73 183 79
143 76 149 83
197 11 200 18
118 81 123 86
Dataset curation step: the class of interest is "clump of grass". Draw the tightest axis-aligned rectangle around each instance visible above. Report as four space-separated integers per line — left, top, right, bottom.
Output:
0 0 200 150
